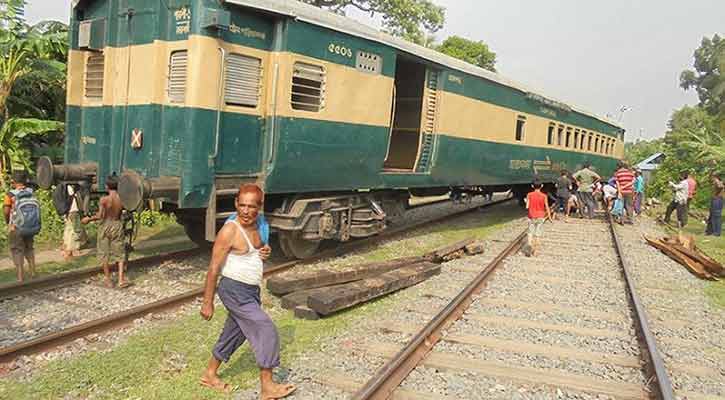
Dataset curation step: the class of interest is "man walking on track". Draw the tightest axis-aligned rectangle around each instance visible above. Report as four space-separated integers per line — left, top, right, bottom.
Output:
82 175 128 288
614 161 636 224
573 162 600 219
200 183 295 399
3 170 39 282
526 180 551 257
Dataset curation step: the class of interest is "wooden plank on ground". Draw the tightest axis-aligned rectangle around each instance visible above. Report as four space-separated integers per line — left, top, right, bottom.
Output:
280 287 332 310
425 238 475 262
308 262 441 315
467 314 631 339
293 305 320 320
380 323 640 368
644 236 716 280
361 342 647 400
267 255 430 295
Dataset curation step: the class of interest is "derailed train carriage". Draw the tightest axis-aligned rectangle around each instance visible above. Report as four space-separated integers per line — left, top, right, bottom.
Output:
38 0 625 258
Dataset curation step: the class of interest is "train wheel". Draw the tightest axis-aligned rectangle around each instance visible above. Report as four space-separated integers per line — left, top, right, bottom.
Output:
278 232 320 259
182 219 212 249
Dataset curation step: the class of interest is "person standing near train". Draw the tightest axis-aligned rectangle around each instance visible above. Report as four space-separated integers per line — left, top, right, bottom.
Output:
81 175 128 288
573 162 600 219
199 183 295 399
706 173 723 236
614 161 636 224
3 170 40 282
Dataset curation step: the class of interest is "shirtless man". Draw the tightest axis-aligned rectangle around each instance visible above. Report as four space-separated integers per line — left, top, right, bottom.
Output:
200 184 294 399
82 175 128 288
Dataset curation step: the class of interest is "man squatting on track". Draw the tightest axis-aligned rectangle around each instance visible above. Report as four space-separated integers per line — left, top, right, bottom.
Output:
526 180 551 257
81 175 128 288
200 184 296 399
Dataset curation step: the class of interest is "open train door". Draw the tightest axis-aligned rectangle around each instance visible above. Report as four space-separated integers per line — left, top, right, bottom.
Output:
383 58 440 173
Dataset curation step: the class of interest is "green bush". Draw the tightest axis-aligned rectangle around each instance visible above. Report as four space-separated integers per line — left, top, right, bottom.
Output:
136 208 176 227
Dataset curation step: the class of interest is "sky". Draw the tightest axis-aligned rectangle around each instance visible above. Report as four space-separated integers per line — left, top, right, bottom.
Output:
26 1 725 142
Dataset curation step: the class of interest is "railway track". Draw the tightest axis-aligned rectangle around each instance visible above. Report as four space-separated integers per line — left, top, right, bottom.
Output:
0 195 511 364
313 215 676 400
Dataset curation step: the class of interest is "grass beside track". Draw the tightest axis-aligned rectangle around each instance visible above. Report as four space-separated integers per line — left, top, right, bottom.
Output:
0 203 524 400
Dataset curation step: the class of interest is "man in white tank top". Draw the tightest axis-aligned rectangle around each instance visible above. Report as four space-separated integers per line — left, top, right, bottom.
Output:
200 184 295 399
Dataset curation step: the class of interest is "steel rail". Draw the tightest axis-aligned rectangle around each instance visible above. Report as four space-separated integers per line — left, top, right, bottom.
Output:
607 215 675 400
0 197 514 363
0 248 201 300
352 230 527 400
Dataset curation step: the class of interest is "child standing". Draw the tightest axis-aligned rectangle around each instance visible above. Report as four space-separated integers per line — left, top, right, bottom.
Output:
526 180 551 257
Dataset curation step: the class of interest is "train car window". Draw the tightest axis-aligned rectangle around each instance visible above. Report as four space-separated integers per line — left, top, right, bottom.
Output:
587 133 593 151
515 116 526 141
580 130 587 149
547 124 555 145
84 53 104 100
291 62 325 112
168 51 188 103
594 136 600 153
557 125 564 146
611 139 616 154
573 129 580 149
605 140 610 155
565 127 572 148
224 53 262 108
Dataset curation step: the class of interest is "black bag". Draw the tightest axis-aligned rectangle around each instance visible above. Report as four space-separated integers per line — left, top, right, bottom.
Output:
52 183 72 216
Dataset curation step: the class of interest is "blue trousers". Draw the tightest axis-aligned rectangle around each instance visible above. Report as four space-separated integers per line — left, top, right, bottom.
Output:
706 197 723 236
212 278 280 369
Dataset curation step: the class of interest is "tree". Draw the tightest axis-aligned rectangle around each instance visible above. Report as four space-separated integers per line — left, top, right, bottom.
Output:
301 0 445 45
680 34 725 128
0 0 67 179
0 118 62 173
435 35 497 72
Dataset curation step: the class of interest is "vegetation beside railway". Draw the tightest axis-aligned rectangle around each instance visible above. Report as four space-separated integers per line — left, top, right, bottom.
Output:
0 203 523 399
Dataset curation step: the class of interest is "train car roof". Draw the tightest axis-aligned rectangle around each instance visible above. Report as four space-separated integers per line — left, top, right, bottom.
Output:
223 0 623 131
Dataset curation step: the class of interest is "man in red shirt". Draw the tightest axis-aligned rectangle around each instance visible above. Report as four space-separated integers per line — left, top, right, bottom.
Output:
526 180 551 257
614 161 635 224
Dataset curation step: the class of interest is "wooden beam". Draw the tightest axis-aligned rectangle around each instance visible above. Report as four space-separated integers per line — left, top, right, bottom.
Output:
267 255 431 295
307 262 441 315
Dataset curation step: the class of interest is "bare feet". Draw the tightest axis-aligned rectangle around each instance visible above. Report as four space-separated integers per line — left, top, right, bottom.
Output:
104 278 113 288
200 374 232 394
117 280 133 289
261 382 296 400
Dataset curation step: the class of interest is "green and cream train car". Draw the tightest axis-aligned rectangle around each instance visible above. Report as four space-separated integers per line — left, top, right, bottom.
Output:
38 0 625 258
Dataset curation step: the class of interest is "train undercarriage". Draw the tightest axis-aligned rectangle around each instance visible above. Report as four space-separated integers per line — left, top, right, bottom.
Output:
38 157 527 259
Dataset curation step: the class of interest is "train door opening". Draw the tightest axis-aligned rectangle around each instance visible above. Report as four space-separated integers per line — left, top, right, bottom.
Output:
383 58 426 171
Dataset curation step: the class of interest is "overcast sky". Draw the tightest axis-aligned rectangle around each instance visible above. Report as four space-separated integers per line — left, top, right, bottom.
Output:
27 1 724 142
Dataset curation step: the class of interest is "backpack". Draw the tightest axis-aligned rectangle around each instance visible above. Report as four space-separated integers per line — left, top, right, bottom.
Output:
11 189 42 237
